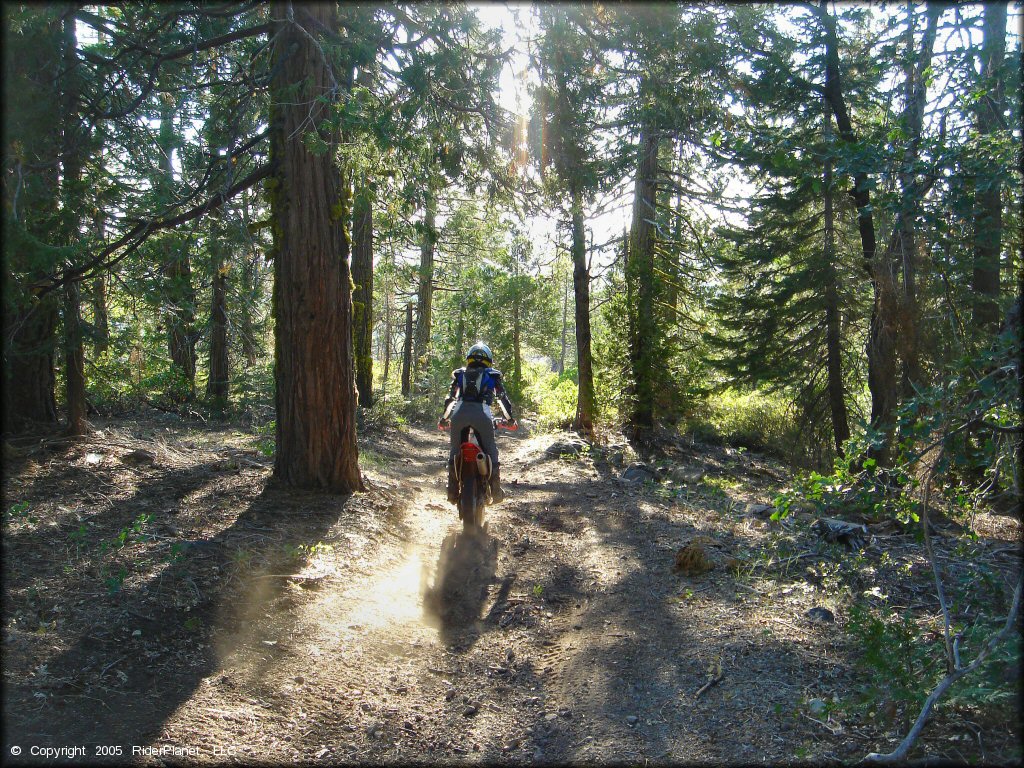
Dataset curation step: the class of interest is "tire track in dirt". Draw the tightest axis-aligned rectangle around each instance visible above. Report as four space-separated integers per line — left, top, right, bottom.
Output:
153 427 538 763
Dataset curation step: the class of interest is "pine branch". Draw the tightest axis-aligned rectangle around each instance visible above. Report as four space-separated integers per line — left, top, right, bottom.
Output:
33 163 272 296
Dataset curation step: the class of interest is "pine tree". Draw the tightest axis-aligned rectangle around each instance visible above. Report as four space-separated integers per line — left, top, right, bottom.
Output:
533 5 608 438
269 3 362 492
3 6 65 430
972 2 1008 334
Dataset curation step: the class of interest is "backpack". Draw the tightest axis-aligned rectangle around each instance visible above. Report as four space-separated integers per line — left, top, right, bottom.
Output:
461 367 488 402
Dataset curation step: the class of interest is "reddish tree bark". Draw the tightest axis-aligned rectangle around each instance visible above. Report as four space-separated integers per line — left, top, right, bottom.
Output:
814 2 896 460
269 1 362 492
157 97 197 399
3 10 61 432
4 301 59 430
890 3 940 396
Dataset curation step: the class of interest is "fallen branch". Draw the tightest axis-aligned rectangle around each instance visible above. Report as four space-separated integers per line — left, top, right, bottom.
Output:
694 660 725 698
861 570 1023 764
694 673 724 698
99 655 127 678
743 551 819 571
802 711 843 736
920 472 955 673
218 451 272 469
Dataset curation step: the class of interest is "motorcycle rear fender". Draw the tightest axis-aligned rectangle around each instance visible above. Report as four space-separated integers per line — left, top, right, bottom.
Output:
460 441 481 465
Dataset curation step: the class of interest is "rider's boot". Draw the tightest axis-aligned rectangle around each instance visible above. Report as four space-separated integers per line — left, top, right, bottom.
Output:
447 458 459 504
489 463 505 504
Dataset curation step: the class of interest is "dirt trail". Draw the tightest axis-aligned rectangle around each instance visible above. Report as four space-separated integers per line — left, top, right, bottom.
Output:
136 425 842 764
3 419 1019 765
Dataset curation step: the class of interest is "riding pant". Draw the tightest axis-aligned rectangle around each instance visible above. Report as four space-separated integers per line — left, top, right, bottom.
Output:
449 400 499 469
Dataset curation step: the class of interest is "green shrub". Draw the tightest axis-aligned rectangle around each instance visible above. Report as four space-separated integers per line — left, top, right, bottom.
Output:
773 455 919 524
686 389 807 462
254 420 275 457
88 347 146 412
140 367 193 404
846 603 940 714
358 396 408 433
845 602 1021 728
525 363 578 430
232 360 275 418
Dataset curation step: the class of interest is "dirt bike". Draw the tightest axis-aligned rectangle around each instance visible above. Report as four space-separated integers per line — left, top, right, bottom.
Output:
439 417 516 534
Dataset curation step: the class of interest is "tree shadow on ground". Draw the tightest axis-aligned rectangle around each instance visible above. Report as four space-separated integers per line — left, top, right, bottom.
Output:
2 472 367 764
1 458 221 553
479 462 847 766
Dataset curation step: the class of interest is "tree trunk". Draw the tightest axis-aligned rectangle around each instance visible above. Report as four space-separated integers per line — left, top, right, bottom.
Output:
413 189 436 384
891 3 940 396
627 108 660 433
454 292 466 373
865 290 900 462
622 228 635 410
91 212 109 355
204 72 234 415
657 139 677 320
653 142 678 424
972 1 1007 334
240 193 260 366
351 64 376 407
240 253 261 366
817 3 895 461
512 289 522 395
164 252 198 398
158 95 197 399
352 179 374 407
401 302 413 396
269 1 362 492
62 282 87 434
2 7 61 432
60 9 87 436
4 300 59 430
571 185 596 439
668 183 683 322
206 220 230 413
822 101 850 456
558 269 568 376
381 267 392 398
207 263 229 410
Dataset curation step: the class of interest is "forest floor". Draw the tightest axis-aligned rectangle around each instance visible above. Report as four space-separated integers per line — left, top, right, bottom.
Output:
2 413 1021 766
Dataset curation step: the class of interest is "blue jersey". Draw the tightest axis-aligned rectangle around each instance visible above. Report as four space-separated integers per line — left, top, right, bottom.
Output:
445 365 515 417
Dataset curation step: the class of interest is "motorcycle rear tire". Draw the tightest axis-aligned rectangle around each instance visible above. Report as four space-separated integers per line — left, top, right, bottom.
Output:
460 473 479 532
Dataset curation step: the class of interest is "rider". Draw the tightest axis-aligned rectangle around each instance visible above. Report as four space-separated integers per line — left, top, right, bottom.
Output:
438 342 517 504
